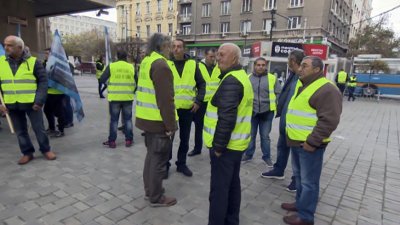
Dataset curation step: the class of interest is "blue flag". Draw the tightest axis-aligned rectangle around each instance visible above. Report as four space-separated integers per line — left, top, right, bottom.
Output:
47 30 85 122
0 44 4 56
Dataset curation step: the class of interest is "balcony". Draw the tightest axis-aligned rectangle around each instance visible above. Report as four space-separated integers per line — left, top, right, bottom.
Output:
144 13 152 22
178 14 192 23
178 0 192 4
154 12 163 21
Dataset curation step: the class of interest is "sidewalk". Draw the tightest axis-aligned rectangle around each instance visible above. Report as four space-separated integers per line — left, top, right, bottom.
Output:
0 76 399 225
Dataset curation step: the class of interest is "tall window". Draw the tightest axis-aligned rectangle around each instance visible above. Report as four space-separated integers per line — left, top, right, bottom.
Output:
157 24 162 32
202 23 211 34
240 20 251 34
202 3 211 17
168 23 173 35
146 1 150 14
289 0 304 8
181 4 191 17
168 0 174 11
157 0 162 12
146 25 150 37
136 3 140 15
220 22 230 33
241 0 252 12
288 16 301 29
262 19 272 31
264 0 276 10
181 23 191 35
221 1 231 15
137 26 141 37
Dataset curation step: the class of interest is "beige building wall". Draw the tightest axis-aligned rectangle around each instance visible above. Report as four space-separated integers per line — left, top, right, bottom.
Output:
116 0 178 42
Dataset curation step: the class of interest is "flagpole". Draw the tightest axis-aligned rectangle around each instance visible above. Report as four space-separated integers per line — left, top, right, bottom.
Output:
0 90 15 134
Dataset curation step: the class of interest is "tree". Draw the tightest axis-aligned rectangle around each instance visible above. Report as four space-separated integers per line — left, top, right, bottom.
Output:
347 17 400 58
356 60 390 73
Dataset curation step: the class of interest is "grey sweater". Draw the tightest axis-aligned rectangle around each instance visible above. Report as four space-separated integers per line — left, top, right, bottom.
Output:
249 72 281 114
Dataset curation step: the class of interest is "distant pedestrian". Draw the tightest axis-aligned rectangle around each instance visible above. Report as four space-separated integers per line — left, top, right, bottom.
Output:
347 75 357 101
335 68 348 95
0 35 56 165
96 56 107 98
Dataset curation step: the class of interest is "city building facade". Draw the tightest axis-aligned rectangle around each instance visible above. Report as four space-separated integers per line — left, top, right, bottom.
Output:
49 14 117 41
116 0 178 42
349 0 373 40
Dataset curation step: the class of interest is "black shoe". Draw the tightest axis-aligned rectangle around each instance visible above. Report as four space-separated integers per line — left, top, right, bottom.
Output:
51 131 64 138
100 96 105 99
188 150 201 157
176 165 193 177
64 123 74 128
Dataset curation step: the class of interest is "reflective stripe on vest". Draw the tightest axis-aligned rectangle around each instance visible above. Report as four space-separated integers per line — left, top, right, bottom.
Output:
203 69 254 151
198 63 221 102
135 51 178 121
286 77 331 143
168 59 197 109
0 56 37 104
107 61 135 101
337 71 347 84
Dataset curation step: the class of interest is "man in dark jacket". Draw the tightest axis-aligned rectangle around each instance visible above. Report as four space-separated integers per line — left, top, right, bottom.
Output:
96 56 106 98
261 50 306 192
205 43 253 225
0 35 56 165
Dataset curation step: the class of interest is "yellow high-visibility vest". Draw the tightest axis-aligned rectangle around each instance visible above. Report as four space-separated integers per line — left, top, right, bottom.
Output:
198 63 221 102
347 76 357 87
96 61 104 79
136 51 178 121
168 59 197 109
286 77 331 143
107 61 135 101
337 71 347 84
203 69 254 151
0 55 38 104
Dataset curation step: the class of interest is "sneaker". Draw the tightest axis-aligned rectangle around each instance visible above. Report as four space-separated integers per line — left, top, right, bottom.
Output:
149 195 177 207
241 154 252 163
46 129 56 135
286 179 296 192
103 140 116 148
261 169 285 179
64 123 74 128
50 131 64 138
264 158 273 168
176 165 193 177
125 140 133 147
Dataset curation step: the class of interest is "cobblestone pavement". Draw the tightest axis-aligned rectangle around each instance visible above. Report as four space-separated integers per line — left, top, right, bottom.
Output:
0 76 399 225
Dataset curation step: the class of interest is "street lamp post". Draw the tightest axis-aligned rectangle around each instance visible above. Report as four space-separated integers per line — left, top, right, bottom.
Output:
269 9 294 42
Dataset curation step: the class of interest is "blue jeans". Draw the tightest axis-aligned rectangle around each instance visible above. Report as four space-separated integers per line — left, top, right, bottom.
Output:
291 146 325 223
273 115 291 174
9 108 51 155
244 111 274 161
108 101 133 142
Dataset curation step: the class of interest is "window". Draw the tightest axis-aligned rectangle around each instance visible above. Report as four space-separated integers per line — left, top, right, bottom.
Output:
202 23 211 34
181 4 191 17
290 0 303 8
157 24 162 33
146 1 150 14
288 16 301 29
221 1 231 15
220 22 230 33
202 3 211 17
262 19 272 31
264 0 276 10
168 0 174 11
146 25 150 37
181 23 191 35
136 3 140 15
241 0 252 12
137 26 141 37
157 0 162 12
240 20 251 34
168 23 173 35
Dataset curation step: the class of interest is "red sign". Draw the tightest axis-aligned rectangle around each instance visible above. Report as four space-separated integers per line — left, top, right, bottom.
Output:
303 44 328 60
251 42 261 57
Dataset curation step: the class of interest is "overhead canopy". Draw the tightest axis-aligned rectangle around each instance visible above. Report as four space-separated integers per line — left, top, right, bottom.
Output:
32 0 114 17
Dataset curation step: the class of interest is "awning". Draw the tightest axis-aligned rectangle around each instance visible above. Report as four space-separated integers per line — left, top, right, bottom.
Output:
33 0 114 17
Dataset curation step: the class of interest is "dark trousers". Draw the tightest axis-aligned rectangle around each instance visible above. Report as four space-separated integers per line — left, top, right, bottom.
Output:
44 94 66 132
348 87 356 101
170 108 193 167
108 101 133 142
209 149 243 225
337 83 346 95
9 108 51 155
63 95 73 125
273 115 291 174
98 80 107 97
193 102 207 152
143 132 173 203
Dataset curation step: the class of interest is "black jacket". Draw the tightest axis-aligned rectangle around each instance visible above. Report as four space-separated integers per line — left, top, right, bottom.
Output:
211 65 244 153
276 71 297 118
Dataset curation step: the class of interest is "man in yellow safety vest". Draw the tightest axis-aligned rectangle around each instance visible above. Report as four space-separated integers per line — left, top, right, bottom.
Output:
335 68 348 95
96 56 107 98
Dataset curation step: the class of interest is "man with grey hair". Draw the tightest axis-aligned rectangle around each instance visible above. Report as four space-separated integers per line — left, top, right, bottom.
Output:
136 33 178 207
281 56 342 225
203 43 253 225
0 35 56 164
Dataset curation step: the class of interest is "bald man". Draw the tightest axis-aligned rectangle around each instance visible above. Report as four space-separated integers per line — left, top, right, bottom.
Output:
204 43 254 225
0 35 56 164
